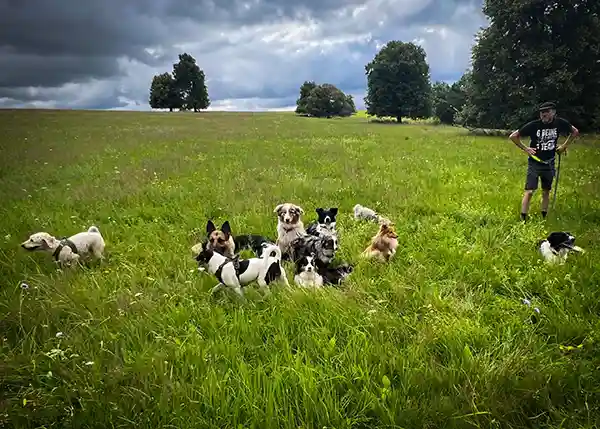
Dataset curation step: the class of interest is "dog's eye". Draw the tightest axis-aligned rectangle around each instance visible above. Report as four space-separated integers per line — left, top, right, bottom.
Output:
218 238 224 243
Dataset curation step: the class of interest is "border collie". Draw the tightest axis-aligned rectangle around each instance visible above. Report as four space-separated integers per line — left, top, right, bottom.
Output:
306 207 338 237
539 231 584 264
294 254 324 288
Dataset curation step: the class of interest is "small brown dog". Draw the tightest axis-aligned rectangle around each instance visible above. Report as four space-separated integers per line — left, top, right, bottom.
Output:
362 222 398 262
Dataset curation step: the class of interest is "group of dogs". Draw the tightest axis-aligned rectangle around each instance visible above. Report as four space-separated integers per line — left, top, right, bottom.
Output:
189 203 399 298
19 202 585 299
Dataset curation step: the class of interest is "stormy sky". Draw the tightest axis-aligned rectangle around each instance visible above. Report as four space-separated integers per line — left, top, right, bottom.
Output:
0 0 488 111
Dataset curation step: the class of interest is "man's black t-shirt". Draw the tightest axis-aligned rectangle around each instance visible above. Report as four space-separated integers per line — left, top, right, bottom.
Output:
518 116 573 163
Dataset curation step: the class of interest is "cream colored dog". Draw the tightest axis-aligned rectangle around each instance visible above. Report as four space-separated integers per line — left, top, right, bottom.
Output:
21 225 105 266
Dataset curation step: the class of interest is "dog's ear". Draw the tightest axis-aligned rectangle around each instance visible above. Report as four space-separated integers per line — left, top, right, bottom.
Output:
41 238 50 249
316 207 324 215
206 220 216 234
295 205 304 215
221 221 232 238
330 207 338 216
274 204 284 214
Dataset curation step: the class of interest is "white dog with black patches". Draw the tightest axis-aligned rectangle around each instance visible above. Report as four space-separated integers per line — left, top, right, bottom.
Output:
196 242 289 298
21 226 105 267
274 202 305 259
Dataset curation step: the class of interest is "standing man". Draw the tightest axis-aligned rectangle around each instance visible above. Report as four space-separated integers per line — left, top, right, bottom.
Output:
509 102 579 222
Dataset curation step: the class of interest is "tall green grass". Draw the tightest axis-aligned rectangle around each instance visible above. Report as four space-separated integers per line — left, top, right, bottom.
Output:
1 109 599 428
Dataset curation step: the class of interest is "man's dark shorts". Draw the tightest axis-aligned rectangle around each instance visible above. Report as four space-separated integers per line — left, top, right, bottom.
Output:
525 159 555 191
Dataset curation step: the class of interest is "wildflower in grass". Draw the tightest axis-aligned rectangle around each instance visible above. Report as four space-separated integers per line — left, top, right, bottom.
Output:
20 282 29 290
55 332 64 338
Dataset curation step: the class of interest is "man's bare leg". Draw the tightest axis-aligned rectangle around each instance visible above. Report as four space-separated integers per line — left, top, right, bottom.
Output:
521 190 534 221
541 189 551 218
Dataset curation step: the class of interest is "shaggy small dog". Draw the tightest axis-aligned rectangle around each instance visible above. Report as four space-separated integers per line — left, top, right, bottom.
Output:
353 204 391 225
294 254 324 288
362 222 398 262
274 203 306 258
21 225 105 266
289 233 338 266
538 231 584 264
306 207 338 238
196 242 289 298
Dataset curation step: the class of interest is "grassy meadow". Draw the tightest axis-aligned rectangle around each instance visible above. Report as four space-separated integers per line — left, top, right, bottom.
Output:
1 108 600 428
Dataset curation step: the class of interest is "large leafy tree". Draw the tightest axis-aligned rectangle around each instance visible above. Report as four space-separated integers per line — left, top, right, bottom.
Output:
364 40 432 123
295 82 356 118
172 53 210 112
465 0 600 131
149 72 181 111
295 81 317 115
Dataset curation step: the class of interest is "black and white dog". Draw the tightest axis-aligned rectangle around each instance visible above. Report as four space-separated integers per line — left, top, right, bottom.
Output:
294 253 353 288
294 254 324 288
538 231 584 264
317 261 354 286
196 242 289 297
289 233 338 266
306 207 338 238
234 234 276 257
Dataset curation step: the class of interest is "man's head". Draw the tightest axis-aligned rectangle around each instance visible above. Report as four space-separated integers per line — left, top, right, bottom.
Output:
538 101 556 123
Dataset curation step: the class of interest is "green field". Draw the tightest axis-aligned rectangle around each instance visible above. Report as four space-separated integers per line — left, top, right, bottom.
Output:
1 109 600 428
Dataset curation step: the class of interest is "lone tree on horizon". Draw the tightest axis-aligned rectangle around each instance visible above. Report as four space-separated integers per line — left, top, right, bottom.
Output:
364 40 432 123
149 53 210 112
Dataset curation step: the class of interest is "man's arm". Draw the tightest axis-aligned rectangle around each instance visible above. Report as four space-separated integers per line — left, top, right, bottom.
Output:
557 119 579 153
509 123 536 155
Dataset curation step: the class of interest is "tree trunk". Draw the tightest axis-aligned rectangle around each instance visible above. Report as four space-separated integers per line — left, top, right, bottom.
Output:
396 115 402 123
169 107 173 112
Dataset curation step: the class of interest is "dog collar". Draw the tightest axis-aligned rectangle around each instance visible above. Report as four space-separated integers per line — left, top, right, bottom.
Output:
53 238 79 261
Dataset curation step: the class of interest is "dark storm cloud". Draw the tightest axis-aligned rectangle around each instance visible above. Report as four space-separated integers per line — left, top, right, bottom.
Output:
0 0 486 110
0 49 120 88
0 0 368 91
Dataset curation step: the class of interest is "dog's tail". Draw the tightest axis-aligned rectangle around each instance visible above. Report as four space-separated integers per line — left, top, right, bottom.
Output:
88 226 101 234
261 242 282 262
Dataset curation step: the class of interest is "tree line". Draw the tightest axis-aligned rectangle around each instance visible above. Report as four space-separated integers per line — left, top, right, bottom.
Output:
149 0 600 131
